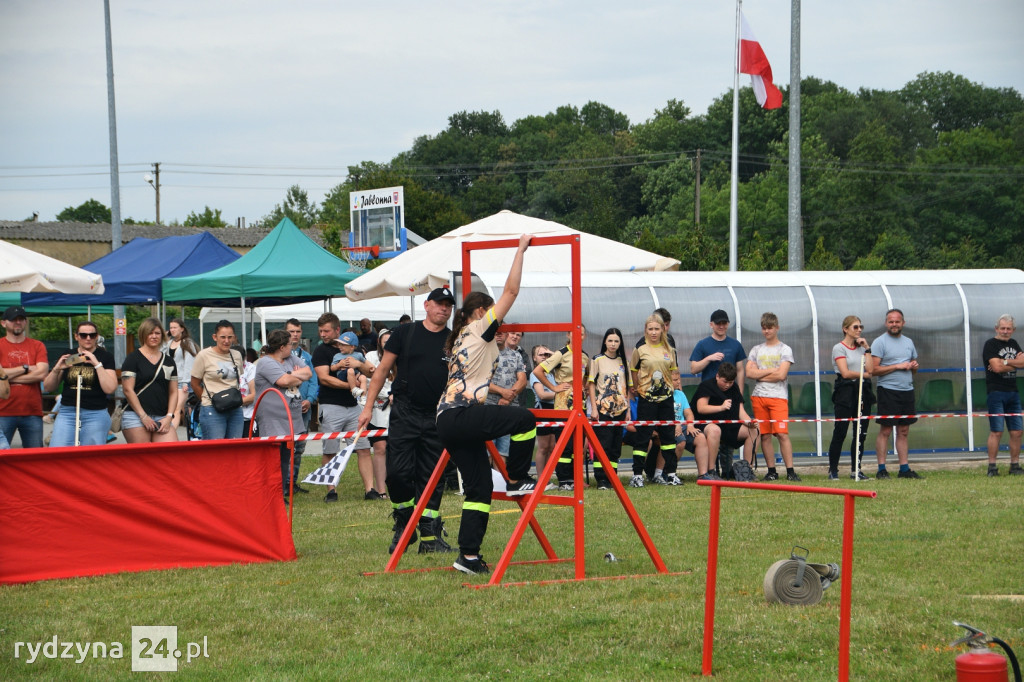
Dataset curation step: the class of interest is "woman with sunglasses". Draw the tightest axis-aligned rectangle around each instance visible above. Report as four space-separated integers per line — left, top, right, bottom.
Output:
190 320 246 440
121 318 179 444
43 320 118 447
827 315 875 480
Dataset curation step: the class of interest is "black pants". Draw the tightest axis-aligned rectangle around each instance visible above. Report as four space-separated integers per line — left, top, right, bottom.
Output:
828 400 872 472
386 398 446 516
632 397 676 475
553 423 580 484
435 404 536 555
593 410 625 485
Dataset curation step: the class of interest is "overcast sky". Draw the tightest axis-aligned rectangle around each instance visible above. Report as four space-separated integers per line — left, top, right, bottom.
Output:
1 0 1021 226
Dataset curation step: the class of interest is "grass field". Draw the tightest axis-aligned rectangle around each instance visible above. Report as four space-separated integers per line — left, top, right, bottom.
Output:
1 461 1021 680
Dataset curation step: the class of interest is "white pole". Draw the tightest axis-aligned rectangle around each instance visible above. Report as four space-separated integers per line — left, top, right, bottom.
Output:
74 374 83 447
729 0 742 272
240 296 247 349
853 353 865 478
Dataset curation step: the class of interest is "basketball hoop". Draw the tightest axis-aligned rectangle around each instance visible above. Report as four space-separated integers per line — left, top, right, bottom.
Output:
341 245 379 272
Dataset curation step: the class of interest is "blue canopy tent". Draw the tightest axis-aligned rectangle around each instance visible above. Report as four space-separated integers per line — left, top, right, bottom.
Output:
22 232 240 307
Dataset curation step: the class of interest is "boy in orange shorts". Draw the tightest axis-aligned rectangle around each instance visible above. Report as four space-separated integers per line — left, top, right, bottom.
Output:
746 312 800 482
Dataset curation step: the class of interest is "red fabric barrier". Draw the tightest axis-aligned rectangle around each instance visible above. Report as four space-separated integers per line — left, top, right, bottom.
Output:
0 439 296 584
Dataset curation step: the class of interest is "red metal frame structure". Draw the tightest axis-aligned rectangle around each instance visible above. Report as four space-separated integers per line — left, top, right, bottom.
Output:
378 234 670 587
697 479 876 680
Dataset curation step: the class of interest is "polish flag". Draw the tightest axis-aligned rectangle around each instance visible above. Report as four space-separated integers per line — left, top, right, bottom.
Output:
738 12 783 110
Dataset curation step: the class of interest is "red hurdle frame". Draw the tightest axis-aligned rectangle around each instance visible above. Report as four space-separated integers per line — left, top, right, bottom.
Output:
697 479 876 680
378 234 671 587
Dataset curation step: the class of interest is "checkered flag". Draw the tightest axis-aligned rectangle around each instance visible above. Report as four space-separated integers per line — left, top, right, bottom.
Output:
302 439 357 487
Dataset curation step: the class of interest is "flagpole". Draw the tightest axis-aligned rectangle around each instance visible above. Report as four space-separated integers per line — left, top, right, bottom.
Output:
729 0 742 272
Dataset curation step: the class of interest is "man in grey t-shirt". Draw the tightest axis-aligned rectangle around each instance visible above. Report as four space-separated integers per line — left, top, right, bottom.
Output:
871 309 922 479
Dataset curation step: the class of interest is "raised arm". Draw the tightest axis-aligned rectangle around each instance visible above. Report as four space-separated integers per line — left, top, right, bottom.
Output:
492 235 531 323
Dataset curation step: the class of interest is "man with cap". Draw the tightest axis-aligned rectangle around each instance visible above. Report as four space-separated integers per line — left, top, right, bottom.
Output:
690 309 747 387
313 312 373 502
357 286 456 555
0 306 50 448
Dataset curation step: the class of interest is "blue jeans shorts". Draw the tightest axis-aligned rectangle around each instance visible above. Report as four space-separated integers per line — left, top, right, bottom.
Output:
987 390 1023 433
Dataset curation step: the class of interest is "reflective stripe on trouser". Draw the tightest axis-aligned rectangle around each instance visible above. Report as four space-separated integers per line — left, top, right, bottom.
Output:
386 398 445 515
436 403 535 555
594 411 625 483
506 427 537 481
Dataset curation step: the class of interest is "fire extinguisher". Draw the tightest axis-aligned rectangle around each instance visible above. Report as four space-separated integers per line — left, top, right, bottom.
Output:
952 621 1021 682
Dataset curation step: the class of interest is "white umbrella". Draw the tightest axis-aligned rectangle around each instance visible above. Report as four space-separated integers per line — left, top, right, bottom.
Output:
344 210 679 301
0 239 104 294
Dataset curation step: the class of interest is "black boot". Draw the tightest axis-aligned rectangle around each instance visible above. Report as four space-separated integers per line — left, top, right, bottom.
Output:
417 516 454 554
388 507 417 554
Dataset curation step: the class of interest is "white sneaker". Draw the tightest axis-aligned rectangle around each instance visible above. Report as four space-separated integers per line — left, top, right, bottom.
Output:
351 387 366 406
650 473 669 485
665 473 683 486
628 475 644 488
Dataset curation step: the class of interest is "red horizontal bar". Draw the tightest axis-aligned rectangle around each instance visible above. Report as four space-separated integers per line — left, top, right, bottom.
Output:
498 323 572 333
361 556 575 577
466 571 685 589
463 235 579 251
696 480 877 498
492 492 574 506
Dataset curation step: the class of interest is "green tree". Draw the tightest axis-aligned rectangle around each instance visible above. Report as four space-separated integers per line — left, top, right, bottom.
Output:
184 206 227 228
56 199 111 223
261 185 319 230
805 236 843 270
854 230 921 270
901 71 1024 134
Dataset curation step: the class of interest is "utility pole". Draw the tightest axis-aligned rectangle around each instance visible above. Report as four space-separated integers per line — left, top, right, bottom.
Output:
146 162 161 225
103 0 125 367
787 0 803 270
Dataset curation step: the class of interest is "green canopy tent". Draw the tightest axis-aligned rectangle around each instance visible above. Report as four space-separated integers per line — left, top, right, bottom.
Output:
161 218 359 347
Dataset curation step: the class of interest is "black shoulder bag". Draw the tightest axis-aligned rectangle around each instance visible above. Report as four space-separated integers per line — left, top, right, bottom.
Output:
205 350 243 412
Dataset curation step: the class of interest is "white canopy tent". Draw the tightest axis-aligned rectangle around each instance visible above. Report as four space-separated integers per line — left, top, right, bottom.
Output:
0 239 104 294
344 210 680 301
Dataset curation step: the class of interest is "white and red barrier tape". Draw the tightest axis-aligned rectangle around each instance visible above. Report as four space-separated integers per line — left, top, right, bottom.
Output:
253 413 1018 443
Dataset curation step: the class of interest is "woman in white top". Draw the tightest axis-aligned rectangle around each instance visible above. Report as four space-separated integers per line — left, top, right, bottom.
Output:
241 347 258 437
363 327 394 499
166 318 198 420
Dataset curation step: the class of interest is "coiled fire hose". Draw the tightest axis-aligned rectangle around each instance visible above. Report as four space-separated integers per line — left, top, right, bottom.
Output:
763 546 840 606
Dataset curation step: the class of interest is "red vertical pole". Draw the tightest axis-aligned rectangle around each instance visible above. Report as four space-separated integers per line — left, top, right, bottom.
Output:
702 483 722 676
569 236 585 580
838 494 856 682
461 246 472 303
